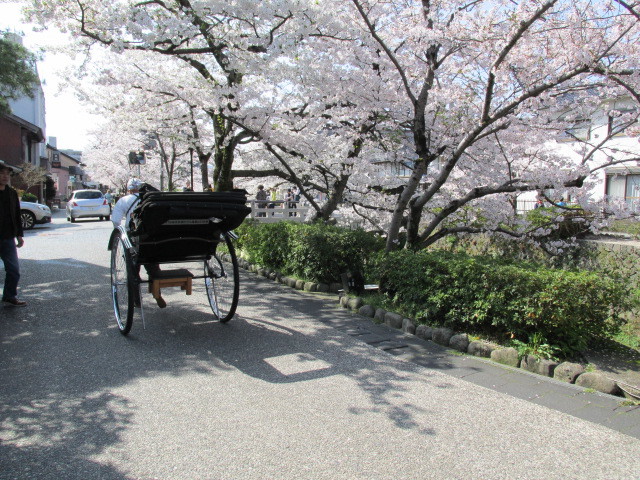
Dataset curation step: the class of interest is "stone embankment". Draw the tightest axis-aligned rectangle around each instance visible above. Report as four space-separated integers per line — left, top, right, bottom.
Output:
238 258 638 400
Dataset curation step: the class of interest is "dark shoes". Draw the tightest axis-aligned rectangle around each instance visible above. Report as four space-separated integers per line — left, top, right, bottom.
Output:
3 297 27 307
155 295 167 309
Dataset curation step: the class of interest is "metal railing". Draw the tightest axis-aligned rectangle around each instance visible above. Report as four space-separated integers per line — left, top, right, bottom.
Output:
515 199 580 215
248 200 310 223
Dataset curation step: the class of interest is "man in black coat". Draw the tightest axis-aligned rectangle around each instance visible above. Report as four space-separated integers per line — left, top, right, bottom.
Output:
0 161 26 307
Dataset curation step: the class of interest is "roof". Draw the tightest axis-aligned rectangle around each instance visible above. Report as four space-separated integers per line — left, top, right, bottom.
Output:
605 166 640 175
4 113 44 142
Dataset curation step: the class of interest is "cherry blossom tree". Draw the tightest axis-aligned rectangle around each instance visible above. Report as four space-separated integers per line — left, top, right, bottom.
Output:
25 0 376 220
25 0 337 191
338 0 640 250
25 0 640 251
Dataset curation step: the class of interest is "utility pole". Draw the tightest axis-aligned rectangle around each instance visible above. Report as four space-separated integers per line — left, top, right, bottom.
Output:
189 147 194 190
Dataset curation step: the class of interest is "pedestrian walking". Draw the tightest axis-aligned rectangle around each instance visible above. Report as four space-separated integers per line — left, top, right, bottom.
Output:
0 161 27 307
105 189 114 211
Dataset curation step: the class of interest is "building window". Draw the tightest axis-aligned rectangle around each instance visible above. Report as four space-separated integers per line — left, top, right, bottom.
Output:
606 173 640 211
393 161 414 177
560 119 591 141
625 174 640 210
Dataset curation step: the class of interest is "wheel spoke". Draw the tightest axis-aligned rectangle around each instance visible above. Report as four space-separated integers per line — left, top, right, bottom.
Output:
204 234 239 322
111 234 134 334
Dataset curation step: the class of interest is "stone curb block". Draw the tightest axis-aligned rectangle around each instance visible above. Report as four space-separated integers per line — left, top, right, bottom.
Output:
490 347 519 366
520 355 558 377
553 362 585 384
373 308 386 324
384 312 403 329
402 318 416 335
304 282 318 292
575 372 622 396
358 305 375 317
415 325 432 340
449 333 469 352
432 328 454 346
468 341 498 359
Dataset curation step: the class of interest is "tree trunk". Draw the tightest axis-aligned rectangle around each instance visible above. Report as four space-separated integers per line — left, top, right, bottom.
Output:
211 144 234 191
309 174 349 222
404 198 424 250
385 162 427 251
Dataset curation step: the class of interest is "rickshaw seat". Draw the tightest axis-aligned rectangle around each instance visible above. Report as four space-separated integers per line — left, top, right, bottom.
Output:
129 190 251 264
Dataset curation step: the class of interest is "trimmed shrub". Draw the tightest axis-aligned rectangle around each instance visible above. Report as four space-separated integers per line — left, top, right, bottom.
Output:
287 223 383 284
21 192 37 202
373 250 630 356
235 220 293 271
236 221 384 284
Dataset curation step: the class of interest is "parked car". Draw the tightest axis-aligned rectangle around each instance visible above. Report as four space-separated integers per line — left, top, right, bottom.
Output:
20 201 52 230
66 189 111 222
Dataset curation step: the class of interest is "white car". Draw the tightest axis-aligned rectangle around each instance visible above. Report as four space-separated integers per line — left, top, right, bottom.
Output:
66 189 111 222
20 201 52 230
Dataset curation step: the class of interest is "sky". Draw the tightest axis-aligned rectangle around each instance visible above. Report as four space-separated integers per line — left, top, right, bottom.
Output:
1 1 98 151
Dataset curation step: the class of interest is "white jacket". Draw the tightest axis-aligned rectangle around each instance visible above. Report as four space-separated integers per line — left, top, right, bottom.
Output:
111 193 141 230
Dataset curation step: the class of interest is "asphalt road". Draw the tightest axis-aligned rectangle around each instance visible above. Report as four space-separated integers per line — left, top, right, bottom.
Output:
2 212 640 479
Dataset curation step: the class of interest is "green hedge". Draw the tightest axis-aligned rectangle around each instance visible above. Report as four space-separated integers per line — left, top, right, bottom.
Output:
236 221 384 284
236 221 294 272
373 250 631 356
21 192 37 202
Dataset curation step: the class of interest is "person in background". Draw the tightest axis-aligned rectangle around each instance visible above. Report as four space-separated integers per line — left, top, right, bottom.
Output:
268 187 277 215
183 181 193 192
290 186 300 216
557 197 567 207
285 188 295 216
111 178 165 308
0 162 26 307
256 184 267 217
104 189 114 211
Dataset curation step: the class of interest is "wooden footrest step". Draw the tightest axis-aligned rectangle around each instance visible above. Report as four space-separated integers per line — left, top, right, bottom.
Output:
149 269 194 299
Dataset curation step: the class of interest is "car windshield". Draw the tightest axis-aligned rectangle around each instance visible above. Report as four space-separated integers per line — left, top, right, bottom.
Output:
75 191 102 200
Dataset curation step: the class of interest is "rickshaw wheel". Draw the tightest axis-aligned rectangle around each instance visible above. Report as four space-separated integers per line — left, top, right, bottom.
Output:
111 232 135 334
204 232 239 322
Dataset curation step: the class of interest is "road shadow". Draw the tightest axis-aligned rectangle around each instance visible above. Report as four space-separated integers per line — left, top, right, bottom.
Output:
1 257 464 476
